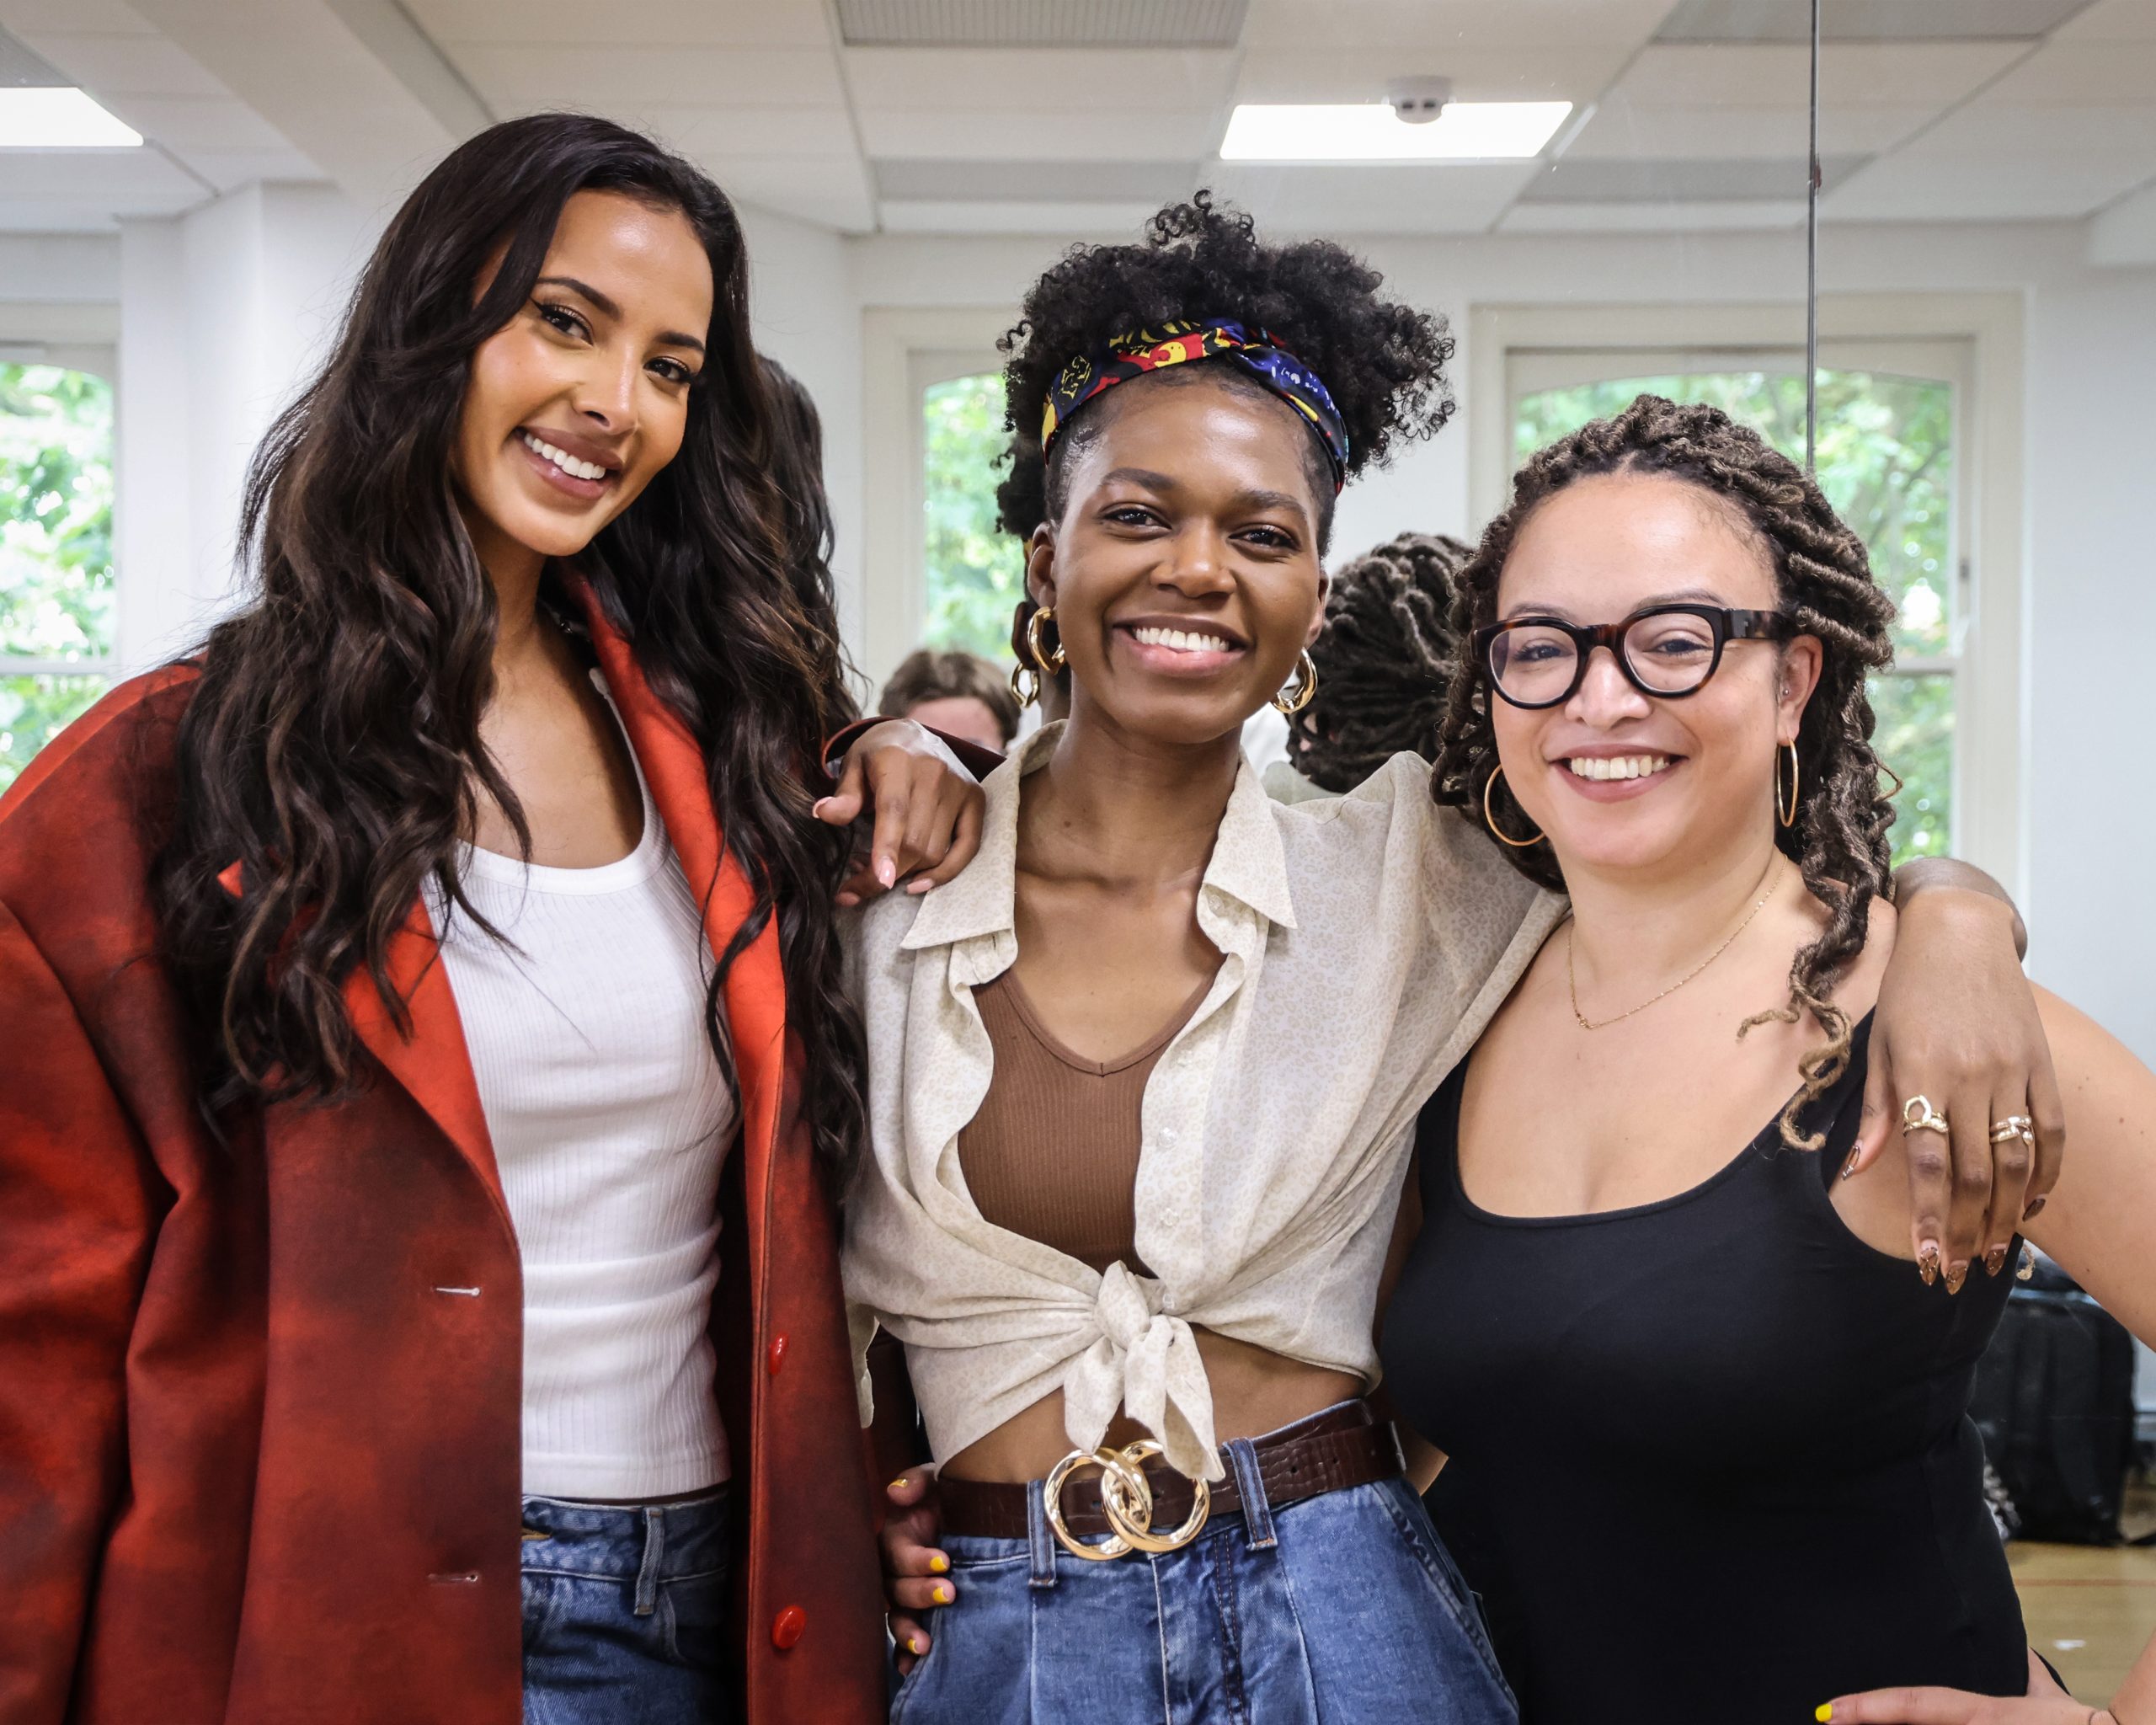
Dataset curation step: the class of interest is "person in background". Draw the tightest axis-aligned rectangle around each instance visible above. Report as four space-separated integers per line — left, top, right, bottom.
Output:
878 647 1022 753
0 113 984 1725
1267 529 1471 803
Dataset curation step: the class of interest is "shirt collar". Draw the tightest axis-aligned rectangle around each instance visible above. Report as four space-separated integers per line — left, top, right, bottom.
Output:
899 721 1296 953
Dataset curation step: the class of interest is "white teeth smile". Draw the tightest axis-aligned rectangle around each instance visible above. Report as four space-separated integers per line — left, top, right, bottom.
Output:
520 430 609 483
1131 625 1235 654
1566 753 1673 782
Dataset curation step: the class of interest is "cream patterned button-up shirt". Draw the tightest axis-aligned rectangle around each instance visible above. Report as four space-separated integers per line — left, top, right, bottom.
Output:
842 725 1564 1481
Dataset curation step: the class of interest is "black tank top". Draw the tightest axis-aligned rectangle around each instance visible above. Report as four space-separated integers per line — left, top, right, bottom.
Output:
1380 1016 2028 1722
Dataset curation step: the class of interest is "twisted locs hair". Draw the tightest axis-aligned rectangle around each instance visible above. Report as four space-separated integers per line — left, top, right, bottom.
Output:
1288 531 1471 791
150 114 866 1174
1430 396 1898 1149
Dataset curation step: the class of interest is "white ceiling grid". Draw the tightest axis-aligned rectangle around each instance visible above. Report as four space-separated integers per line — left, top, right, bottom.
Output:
0 0 2153 242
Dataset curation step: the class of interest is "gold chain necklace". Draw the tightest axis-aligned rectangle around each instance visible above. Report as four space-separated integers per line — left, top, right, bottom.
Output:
1566 858 1784 1033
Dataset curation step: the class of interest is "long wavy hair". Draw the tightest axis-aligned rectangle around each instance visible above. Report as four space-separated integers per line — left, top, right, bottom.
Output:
1431 396 1898 1147
151 113 865 1172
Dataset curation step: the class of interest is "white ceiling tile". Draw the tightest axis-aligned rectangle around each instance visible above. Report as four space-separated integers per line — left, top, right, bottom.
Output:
1234 44 1634 104
1982 38 2156 99
444 44 847 109
175 145 323 189
1609 41 2023 108
718 157 875 231
407 0 833 48
597 103 862 160
859 106 1219 159
98 93 292 152
878 198 1162 233
2053 0 2156 38
0 0 157 35
1498 198 1804 231
841 46 1236 109
15 29 230 97
1241 0 1669 50
1206 159 1541 232
1566 102 1930 158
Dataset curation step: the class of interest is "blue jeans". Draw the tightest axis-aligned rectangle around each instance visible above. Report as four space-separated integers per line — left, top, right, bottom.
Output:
520 1488 733 1725
890 1464 1517 1725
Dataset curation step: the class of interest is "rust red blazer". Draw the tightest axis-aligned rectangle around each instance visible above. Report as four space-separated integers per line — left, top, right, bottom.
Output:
0 594 887 1724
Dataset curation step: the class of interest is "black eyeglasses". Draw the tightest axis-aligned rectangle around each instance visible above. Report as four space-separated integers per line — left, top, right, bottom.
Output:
1473 605 1797 710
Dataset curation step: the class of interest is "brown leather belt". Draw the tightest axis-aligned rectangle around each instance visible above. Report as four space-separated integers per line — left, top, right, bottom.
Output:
937 1401 1403 1541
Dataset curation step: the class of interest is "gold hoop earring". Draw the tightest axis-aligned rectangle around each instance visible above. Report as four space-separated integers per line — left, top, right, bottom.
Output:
1272 650 1318 716
1009 663 1039 708
1026 606 1067 676
1482 765 1544 849
1777 740 1800 829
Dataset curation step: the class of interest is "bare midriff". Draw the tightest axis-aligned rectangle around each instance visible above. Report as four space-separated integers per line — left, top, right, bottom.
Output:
938 1327 1364 1483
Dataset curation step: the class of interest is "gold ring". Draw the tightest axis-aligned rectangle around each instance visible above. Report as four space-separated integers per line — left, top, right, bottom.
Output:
1989 1114 2036 1146
1041 1447 1150 1562
1900 1095 1951 1137
1097 1439 1211 1554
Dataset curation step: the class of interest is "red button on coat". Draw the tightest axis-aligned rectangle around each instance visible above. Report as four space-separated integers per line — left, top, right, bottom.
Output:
771 1605 807 1649
766 1333 788 1376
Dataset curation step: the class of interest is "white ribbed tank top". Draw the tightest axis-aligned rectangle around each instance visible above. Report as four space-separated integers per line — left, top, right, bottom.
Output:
428 682 734 1499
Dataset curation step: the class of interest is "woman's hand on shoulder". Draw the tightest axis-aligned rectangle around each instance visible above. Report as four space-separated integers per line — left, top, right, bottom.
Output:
882 1466 952 1676
1820 1648 2113 1723
1851 874 2062 1292
817 721 985 905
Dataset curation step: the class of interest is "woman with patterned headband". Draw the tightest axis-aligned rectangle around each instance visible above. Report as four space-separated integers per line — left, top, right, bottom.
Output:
844 197 2048 1725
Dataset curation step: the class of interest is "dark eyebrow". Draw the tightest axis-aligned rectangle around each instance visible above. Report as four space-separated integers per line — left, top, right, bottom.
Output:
1500 586 1731 622
535 275 706 355
1100 467 1310 524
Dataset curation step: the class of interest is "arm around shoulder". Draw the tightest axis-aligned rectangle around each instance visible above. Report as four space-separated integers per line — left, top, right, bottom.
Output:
0 900 161 1721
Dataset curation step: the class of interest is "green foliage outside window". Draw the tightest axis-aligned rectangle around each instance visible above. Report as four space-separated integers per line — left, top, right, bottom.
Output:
1513 372 1955 864
1 363 115 791
921 373 1027 666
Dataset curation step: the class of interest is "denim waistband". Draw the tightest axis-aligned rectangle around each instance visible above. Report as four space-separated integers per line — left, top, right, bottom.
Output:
520 1487 730 1583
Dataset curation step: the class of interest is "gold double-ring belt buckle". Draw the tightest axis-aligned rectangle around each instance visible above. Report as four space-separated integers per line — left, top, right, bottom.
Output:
1043 1446 1150 1561
1900 1094 1951 1136
1041 1440 1210 1561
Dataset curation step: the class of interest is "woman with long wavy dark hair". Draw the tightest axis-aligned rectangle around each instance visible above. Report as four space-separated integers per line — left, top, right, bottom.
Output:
0 114 982 1725
1381 397 2155 1725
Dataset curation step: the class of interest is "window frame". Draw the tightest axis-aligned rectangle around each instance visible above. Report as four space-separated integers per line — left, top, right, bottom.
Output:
861 306 1011 690
1466 295 2026 900
0 303 120 782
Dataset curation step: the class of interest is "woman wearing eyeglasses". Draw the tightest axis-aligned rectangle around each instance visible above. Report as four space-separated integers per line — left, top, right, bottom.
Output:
851 203 2062 1725
1380 395 2156 1725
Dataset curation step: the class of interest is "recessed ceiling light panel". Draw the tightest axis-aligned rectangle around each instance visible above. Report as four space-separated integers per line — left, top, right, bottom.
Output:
1219 102 1572 163
0 88 143 148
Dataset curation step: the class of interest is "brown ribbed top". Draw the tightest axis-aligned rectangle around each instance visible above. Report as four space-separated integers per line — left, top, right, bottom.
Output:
958 970 1211 1276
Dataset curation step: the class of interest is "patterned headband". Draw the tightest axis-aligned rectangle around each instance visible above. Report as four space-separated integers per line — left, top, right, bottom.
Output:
1039 318 1349 491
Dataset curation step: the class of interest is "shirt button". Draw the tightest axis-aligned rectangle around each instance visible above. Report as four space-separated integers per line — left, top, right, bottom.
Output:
767 1334 789 1376
771 1605 807 1649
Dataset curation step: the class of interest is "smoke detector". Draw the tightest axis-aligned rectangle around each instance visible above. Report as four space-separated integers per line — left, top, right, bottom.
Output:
1387 77 1454 124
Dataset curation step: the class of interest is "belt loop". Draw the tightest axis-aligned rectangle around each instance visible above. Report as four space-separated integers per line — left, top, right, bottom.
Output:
1225 1438 1277 1551
633 1506 664 1616
1026 1479 1059 1589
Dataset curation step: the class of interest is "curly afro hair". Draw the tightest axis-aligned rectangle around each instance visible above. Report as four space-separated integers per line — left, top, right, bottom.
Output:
1287 531 1471 792
994 194 1455 555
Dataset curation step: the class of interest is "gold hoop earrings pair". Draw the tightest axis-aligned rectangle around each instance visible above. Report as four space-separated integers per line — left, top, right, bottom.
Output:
1776 740 1800 829
1010 606 1067 709
1482 765 1544 849
1273 650 1318 717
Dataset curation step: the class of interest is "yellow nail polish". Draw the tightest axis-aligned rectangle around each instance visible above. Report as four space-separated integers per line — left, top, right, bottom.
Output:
1816 1706 1833 1722
889 1477 907 1493
930 1554 949 1574
909 1636 923 1655
932 1583 952 1605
